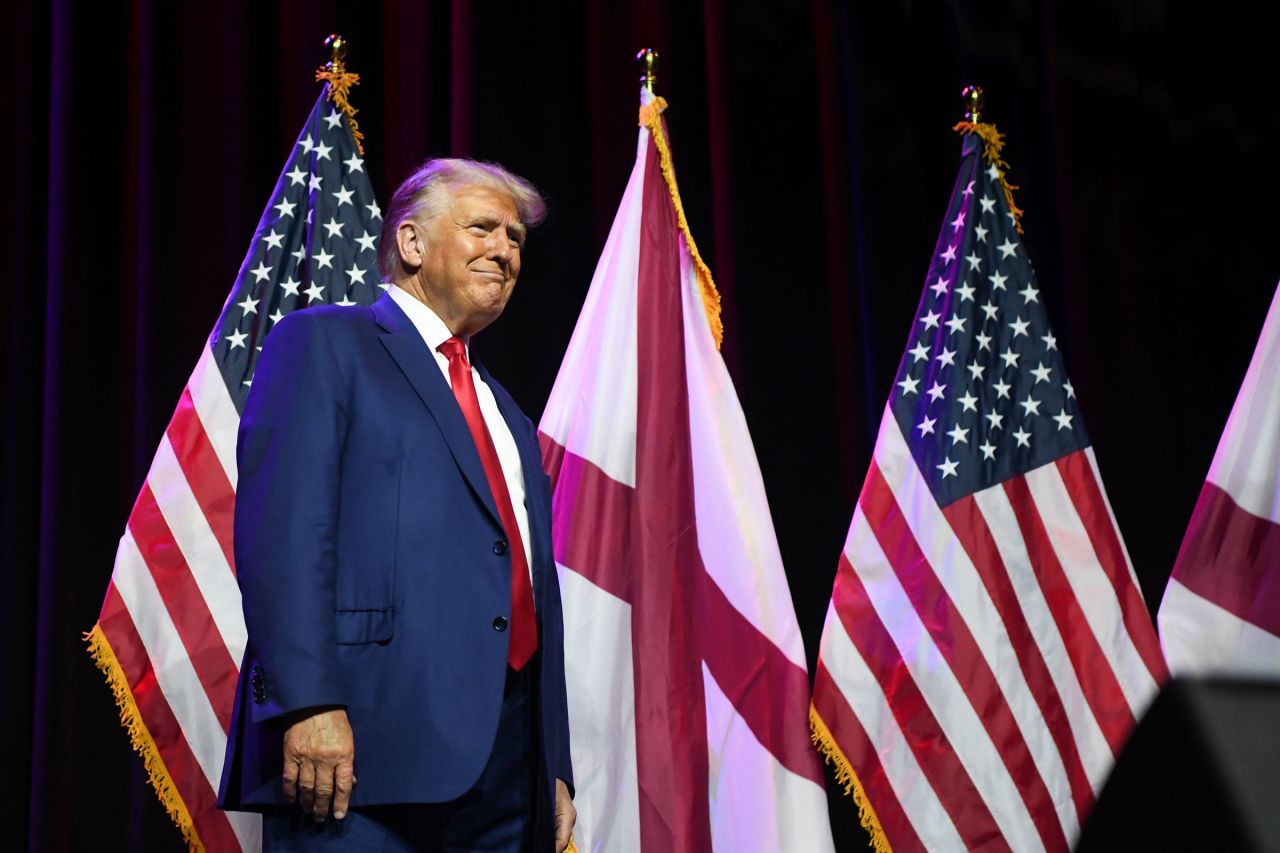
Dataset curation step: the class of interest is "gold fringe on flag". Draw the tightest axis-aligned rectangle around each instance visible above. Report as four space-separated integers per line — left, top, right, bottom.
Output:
316 60 366 156
638 97 725 350
953 120 1024 235
85 623 206 853
810 703 894 853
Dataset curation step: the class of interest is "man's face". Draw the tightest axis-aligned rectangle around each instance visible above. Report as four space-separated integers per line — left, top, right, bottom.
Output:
414 184 525 337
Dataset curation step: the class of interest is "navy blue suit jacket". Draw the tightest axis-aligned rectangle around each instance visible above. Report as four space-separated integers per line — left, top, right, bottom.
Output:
217 293 573 811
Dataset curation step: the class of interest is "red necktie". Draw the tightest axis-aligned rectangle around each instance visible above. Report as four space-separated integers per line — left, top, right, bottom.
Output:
437 337 538 671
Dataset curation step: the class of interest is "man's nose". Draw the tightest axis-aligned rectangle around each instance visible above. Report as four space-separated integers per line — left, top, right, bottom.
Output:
486 229 514 262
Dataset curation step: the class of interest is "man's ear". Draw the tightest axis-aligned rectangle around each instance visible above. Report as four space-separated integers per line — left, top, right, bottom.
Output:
395 221 423 270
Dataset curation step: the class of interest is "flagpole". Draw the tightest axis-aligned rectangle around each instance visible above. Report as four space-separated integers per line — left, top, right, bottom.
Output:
637 48 659 93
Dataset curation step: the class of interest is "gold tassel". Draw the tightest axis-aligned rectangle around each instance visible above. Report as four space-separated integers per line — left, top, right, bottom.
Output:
810 704 894 853
638 97 725 350
85 623 206 853
953 120 1024 235
315 59 366 156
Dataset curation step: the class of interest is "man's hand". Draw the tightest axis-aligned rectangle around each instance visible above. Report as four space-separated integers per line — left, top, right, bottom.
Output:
282 708 355 822
554 778 576 852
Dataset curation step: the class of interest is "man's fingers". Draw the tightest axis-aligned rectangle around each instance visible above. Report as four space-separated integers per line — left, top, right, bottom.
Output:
311 764 335 822
296 760 316 814
332 761 355 819
282 758 300 801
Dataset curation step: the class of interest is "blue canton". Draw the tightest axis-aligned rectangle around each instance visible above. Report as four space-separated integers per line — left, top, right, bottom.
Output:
890 132 1087 507
211 88 384 412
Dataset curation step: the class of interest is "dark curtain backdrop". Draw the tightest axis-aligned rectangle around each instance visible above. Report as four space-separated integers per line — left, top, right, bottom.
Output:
7 1 1280 850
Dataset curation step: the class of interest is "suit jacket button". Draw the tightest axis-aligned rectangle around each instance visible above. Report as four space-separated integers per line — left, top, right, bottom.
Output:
493 540 508 556
493 616 509 632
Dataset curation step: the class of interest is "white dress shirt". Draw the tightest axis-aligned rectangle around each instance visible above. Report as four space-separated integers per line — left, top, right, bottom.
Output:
388 285 532 581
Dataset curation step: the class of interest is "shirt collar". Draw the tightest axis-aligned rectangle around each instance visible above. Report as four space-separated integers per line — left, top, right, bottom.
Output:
389 284 469 359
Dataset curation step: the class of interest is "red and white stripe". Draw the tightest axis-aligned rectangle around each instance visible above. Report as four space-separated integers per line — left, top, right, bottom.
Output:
539 91 833 852
813 407 1166 851
100 344 261 851
1159 281 1280 676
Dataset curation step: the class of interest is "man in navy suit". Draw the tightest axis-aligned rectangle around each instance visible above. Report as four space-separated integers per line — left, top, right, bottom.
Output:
218 159 575 851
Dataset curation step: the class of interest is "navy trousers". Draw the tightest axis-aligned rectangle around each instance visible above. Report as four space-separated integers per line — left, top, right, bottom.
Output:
262 665 541 852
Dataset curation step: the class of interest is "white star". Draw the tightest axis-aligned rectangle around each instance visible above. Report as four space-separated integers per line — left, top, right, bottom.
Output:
941 244 957 263
981 300 999 322
270 308 286 324
237 294 259 315
1042 332 1057 351
945 315 966 335
345 153 364 173
979 440 997 460
951 210 967 231
937 457 959 479
920 310 941 330
918 415 937 436
927 381 947 402
985 410 1005 430
356 231 378 253
1053 410 1074 431
251 261 272 283
333 186 355 207
910 340 930 363
963 180 975 197
324 111 343 129
998 238 1018 259
323 217 344 239
280 276 301 296
378 282 391 291
980 195 996 214
936 347 956 367
309 173 323 192
930 275 949 297
1001 349 1020 368
1020 283 1039 303
1008 210 1019 226
987 163 1001 181
263 230 284 250
304 282 326 301
1064 381 1076 399
975 223 989 242
226 329 248 349
956 281 976 302
243 378 253 388
947 424 969 445
286 164 307 186
958 391 978 412
298 136 315 154
291 245 307 264
313 247 334 269
989 271 1008 290
1013 427 1031 448
1020 395 1042 417
1031 362 1052 384
965 251 983 271
347 264 367 285
336 294 357 306
274 197 296 218
993 378 1012 399
897 376 920 396
366 200 382 219
967 361 986 382
314 141 333 160
1009 316 1030 338
975 332 993 352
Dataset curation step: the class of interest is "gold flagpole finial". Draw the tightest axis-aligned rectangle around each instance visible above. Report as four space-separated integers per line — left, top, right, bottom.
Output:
637 48 659 94
325 33 349 70
961 84 985 124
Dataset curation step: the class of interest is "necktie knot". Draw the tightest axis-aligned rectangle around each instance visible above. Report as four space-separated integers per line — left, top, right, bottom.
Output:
437 336 468 367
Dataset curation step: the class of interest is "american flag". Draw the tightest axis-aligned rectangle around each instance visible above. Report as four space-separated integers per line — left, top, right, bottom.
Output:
810 127 1167 852
86 81 382 852
1159 279 1280 677
538 90 834 851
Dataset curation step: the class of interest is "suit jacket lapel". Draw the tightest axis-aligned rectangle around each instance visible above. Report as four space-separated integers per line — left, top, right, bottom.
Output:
372 295 502 527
